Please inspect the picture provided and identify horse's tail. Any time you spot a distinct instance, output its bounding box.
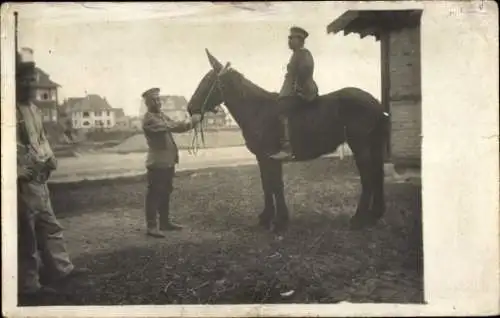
[370,112,390,216]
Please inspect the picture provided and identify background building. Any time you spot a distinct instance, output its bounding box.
[202,105,227,129]
[63,94,122,130]
[113,108,132,131]
[29,61,60,122]
[21,47,70,144]
[140,95,190,122]
[138,95,233,130]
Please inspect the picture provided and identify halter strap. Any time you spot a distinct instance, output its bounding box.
[189,63,230,154]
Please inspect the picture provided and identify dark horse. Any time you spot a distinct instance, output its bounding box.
[187,49,389,232]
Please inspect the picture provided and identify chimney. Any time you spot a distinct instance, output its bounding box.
[20,47,34,63]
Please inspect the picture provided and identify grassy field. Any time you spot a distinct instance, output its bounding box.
[107,129,246,154]
[21,157,422,305]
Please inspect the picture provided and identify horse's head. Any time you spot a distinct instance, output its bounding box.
[187,49,240,116]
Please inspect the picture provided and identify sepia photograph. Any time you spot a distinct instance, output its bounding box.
[1,1,498,317]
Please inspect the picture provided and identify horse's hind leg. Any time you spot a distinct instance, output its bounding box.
[348,140,375,230]
[370,121,386,221]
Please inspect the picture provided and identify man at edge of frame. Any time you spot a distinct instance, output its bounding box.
[16,47,90,298]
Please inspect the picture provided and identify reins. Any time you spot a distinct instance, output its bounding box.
[188,78,216,154]
[189,63,230,155]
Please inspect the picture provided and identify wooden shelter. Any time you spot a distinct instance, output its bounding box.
[328,9,423,169]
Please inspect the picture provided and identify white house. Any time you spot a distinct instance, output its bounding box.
[62,94,120,129]
[139,95,190,121]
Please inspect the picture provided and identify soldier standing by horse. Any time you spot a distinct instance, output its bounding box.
[141,88,202,238]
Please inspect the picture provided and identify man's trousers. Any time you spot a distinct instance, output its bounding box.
[18,181,74,292]
[145,167,175,230]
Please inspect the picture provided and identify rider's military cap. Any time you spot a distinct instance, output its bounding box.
[289,26,309,39]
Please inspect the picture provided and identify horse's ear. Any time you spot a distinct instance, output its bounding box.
[205,48,223,72]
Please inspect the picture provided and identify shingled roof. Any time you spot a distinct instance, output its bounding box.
[327,9,423,40]
[32,67,60,88]
[70,94,113,112]
[113,108,126,118]
[60,97,84,113]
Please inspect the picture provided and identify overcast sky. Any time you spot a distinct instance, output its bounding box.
[15,2,382,116]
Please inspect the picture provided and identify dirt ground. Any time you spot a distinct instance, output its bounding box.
[20,157,423,306]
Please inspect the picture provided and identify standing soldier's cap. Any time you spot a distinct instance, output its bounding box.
[289,26,309,39]
[142,87,160,99]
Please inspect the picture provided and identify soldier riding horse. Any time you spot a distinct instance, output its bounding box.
[187,28,389,233]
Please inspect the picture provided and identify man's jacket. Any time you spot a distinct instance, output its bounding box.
[279,47,319,102]
[17,102,57,184]
[142,111,194,169]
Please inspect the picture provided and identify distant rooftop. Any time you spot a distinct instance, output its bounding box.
[68,94,113,112]
[32,67,60,88]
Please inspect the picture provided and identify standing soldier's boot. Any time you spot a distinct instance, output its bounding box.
[159,193,183,232]
[270,116,294,160]
[145,168,166,238]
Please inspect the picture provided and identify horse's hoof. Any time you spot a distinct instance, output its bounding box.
[349,221,364,231]
[349,215,380,230]
[272,222,288,234]
[349,215,367,231]
[258,217,272,230]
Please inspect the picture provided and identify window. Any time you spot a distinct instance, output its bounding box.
[95,111,102,117]
[42,93,49,100]
[82,121,90,126]
[107,120,111,126]
[83,111,90,117]
[106,110,111,116]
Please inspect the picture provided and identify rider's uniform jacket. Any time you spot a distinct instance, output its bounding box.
[279,47,318,102]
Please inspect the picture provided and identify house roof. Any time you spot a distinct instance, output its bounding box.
[70,94,113,112]
[112,108,126,118]
[32,67,60,88]
[327,9,423,40]
[159,95,188,110]
[60,97,84,114]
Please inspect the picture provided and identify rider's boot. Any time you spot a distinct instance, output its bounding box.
[270,116,295,161]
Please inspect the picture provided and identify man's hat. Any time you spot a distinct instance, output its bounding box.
[289,26,309,39]
[16,48,36,79]
[142,87,160,99]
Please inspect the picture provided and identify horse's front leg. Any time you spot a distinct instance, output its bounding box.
[257,156,276,229]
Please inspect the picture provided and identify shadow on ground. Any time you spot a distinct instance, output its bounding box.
[21,157,423,306]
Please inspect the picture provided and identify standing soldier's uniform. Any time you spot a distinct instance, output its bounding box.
[270,26,319,160]
[16,51,89,297]
[141,88,201,238]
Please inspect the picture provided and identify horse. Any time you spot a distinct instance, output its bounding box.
[187,49,389,233]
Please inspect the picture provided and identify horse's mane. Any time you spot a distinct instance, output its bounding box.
[231,70,279,101]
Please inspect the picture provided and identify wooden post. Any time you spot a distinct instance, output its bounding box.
[380,29,392,163]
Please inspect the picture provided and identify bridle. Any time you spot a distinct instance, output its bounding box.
[189,62,231,154]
